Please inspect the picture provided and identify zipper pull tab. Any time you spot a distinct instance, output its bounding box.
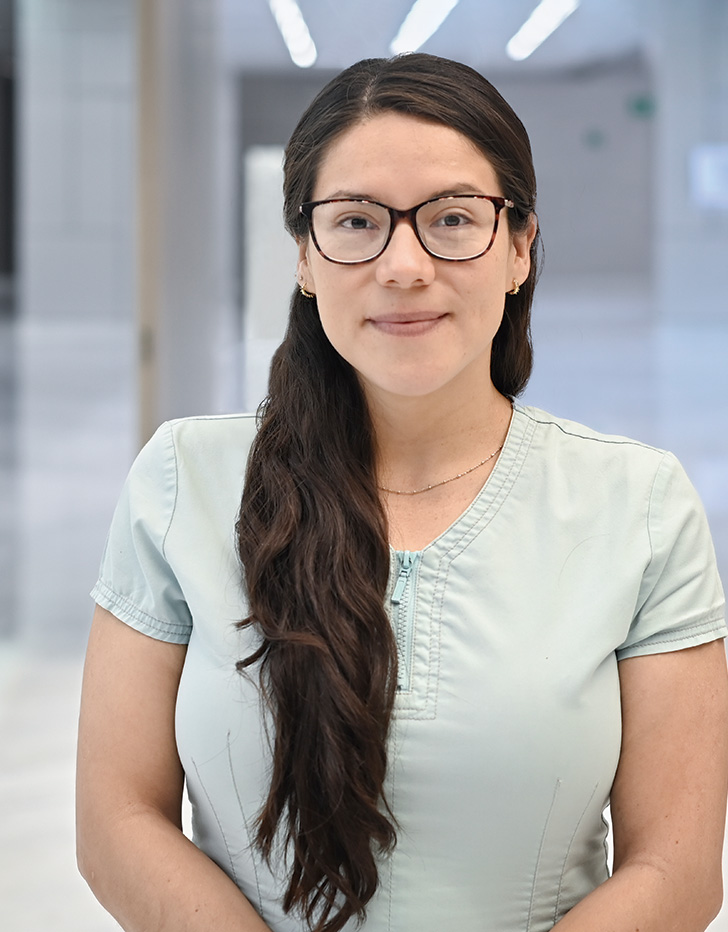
[391,551,414,604]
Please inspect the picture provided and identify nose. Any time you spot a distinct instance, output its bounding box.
[374,216,436,288]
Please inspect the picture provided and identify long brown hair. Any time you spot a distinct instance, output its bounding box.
[236,54,541,931]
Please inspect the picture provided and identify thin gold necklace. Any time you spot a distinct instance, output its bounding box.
[378,443,504,496]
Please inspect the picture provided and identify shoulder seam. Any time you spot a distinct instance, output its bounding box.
[161,421,180,560]
[520,407,665,453]
[167,412,258,426]
[644,450,672,581]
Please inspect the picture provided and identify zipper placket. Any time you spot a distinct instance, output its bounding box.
[391,550,420,692]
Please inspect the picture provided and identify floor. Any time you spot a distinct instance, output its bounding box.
[1,275,727,930]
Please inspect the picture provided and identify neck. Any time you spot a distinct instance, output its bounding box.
[364,377,513,492]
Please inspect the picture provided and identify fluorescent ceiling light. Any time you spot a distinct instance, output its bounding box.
[390,0,461,55]
[268,0,317,68]
[506,0,580,61]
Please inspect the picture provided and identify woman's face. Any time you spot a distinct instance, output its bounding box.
[297,112,535,405]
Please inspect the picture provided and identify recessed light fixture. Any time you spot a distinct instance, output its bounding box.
[506,0,580,61]
[268,0,317,68]
[390,0,461,55]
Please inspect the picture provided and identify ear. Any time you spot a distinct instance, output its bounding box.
[508,214,538,288]
[297,239,314,291]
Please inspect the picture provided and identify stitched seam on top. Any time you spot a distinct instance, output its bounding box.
[620,615,727,649]
[425,552,445,719]
[447,409,535,559]
[410,414,535,719]
[386,720,398,932]
[166,412,258,425]
[161,421,181,560]
[527,778,562,932]
[644,451,669,579]
[520,409,665,454]
[395,409,533,717]
[393,558,424,713]
[90,580,191,637]
[409,403,531,562]
[226,732,264,916]
[622,451,726,655]
[553,782,600,924]
[191,757,239,885]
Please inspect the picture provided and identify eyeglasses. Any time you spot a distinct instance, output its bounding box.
[299,194,514,265]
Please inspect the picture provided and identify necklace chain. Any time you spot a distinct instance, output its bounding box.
[378,443,504,496]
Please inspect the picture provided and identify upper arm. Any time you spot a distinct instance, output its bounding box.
[77,605,188,840]
[611,640,728,896]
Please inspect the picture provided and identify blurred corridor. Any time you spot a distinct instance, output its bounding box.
[1,0,727,929]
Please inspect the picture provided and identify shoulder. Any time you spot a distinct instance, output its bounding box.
[165,412,259,455]
[509,403,700,527]
[124,413,259,522]
[514,403,669,476]
[516,403,664,455]
[143,413,259,479]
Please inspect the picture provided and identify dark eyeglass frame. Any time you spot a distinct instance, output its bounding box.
[299,194,515,265]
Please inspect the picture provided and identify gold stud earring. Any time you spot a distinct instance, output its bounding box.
[299,284,316,299]
[509,279,520,295]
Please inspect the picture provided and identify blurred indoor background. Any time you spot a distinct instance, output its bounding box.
[0,0,726,928]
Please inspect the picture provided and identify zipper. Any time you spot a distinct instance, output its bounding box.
[390,550,420,692]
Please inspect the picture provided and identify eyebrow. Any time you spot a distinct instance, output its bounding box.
[320,183,499,203]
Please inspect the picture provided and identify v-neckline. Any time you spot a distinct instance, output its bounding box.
[388,403,533,559]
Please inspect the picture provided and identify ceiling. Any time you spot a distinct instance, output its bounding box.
[220,0,647,75]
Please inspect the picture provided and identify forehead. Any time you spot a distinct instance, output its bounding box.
[312,112,501,202]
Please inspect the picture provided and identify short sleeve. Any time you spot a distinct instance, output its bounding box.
[91,421,193,643]
[617,451,726,660]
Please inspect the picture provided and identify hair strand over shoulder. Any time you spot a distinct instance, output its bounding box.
[236,52,542,931]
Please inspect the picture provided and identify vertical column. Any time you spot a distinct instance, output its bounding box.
[136,0,161,443]
[16,0,137,651]
[136,0,238,441]
[17,0,136,324]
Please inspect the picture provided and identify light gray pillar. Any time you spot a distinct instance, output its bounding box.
[137,0,239,441]
[16,0,137,651]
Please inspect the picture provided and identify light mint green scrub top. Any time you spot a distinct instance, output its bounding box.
[92,404,726,932]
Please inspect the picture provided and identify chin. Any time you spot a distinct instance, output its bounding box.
[368,376,455,401]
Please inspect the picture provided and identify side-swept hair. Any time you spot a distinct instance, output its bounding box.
[237,54,541,932]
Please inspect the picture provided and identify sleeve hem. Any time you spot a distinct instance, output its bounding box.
[617,609,726,660]
[91,579,192,645]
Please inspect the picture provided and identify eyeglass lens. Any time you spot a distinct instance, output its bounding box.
[310,197,498,262]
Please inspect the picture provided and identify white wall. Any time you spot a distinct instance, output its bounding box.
[498,58,653,282]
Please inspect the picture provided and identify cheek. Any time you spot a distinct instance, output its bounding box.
[314,298,352,357]
[305,256,337,300]
[310,266,365,333]
[462,273,507,315]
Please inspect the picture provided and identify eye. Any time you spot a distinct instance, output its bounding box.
[433,211,472,228]
[314,200,388,237]
[339,214,378,231]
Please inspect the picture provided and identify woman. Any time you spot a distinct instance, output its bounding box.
[77,54,728,932]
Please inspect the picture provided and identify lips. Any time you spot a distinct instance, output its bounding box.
[369,310,445,324]
[367,311,447,336]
